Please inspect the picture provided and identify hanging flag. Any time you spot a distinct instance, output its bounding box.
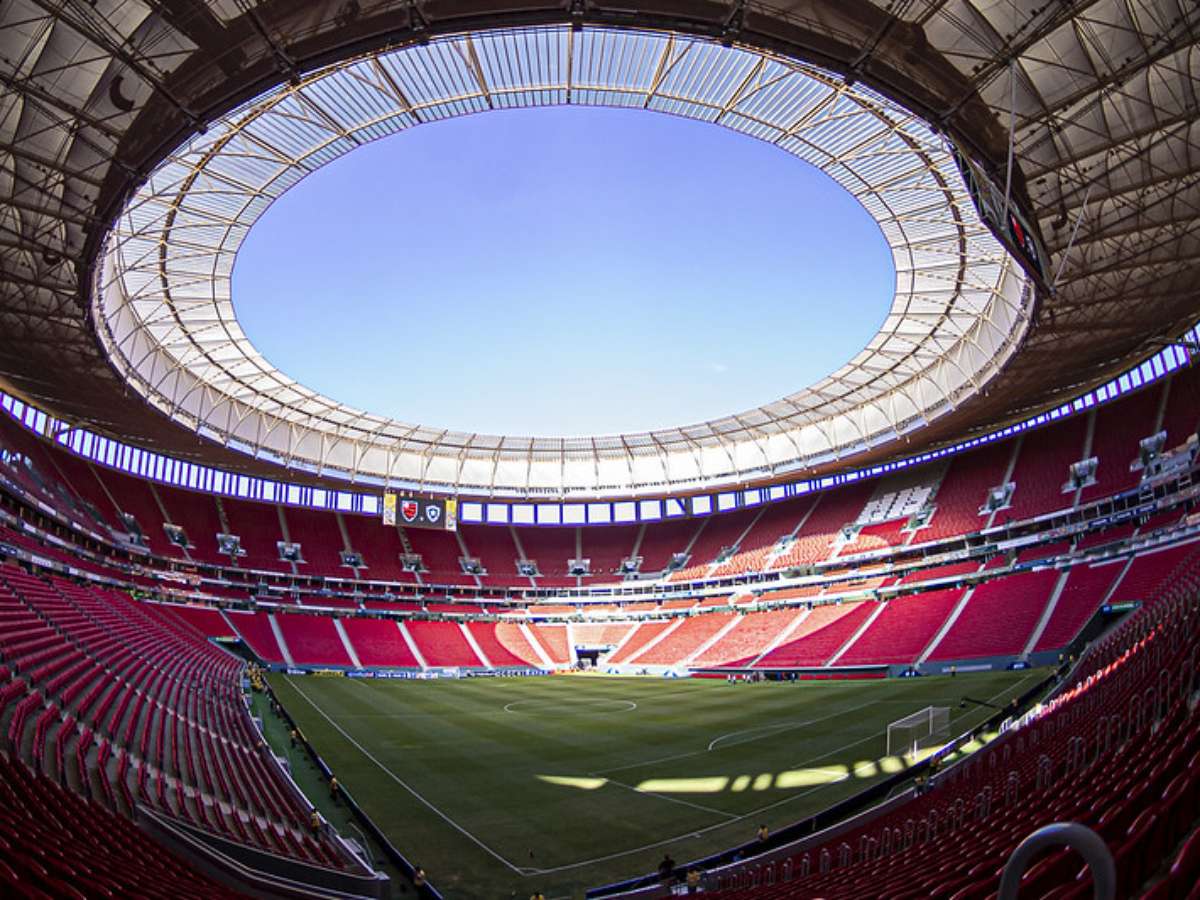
[382,492,396,526]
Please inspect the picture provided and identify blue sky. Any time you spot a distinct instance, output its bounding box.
[232,106,895,437]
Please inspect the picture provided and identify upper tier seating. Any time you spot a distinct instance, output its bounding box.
[710,499,817,577]
[580,525,640,581]
[1005,416,1088,521]
[922,440,1014,541]
[772,482,877,569]
[637,518,704,575]
[280,506,348,576]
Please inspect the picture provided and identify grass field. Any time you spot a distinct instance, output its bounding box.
[270,670,1043,899]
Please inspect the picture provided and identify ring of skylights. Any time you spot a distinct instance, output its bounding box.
[95,25,1032,499]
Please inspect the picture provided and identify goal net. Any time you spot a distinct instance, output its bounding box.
[887,706,951,759]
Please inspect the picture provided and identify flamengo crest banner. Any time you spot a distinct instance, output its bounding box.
[380,493,456,530]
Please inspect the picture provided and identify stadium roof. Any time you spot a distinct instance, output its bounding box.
[1,1,1197,498]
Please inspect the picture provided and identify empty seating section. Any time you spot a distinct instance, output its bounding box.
[670,508,758,580]
[405,621,481,667]
[1006,417,1087,520]
[1080,386,1161,501]
[529,624,571,664]
[493,622,546,665]
[100,469,175,555]
[636,518,703,574]
[607,621,671,664]
[837,590,963,665]
[225,611,286,663]
[1032,561,1124,652]
[274,615,352,666]
[711,573,1200,900]
[712,499,815,576]
[403,527,475,587]
[36,450,120,534]
[221,498,288,573]
[636,614,734,664]
[466,623,537,667]
[923,440,1013,540]
[928,568,1060,660]
[772,482,876,568]
[158,489,226,566]
[1161,372,1200,447]
[0,568,353,871]
[1077,523,1136,549]
[572,623,634,647]
[514,526,575,579]
[280,507,347,575]
[839,520,906,556]
[160,605,236,640]
[899,560,978,584]
[462,526,522,585]
[755,602,875,667]
[1108,540,1200,605]
[0,750,238,899]
[580,525,639,580]
[340,515,410,581]
[693,609,801,666]
[340,618,418,667]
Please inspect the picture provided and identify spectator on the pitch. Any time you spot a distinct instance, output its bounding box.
[413,866,427,889]
[290,728,300,748]
[658,853,676,883]
[329,775,340,803]
[757,823,770,843]
[530,892,545,900]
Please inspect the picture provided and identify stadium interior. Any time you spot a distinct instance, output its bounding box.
[2,1,1199,899]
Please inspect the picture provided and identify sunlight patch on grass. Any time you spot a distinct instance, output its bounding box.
[774,766,847,789]
[637,776,730,794]
[537,775,608,790]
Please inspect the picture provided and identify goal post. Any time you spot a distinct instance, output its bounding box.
[887,706,951,759]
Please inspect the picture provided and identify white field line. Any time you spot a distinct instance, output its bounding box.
[601,776,741,820]
[285,678,527,875]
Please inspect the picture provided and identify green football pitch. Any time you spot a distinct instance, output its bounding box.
[269,670,1043,899]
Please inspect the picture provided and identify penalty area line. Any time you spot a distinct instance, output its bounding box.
[284,678,527,875]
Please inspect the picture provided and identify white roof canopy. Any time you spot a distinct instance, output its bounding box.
[95,26,1030,497]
